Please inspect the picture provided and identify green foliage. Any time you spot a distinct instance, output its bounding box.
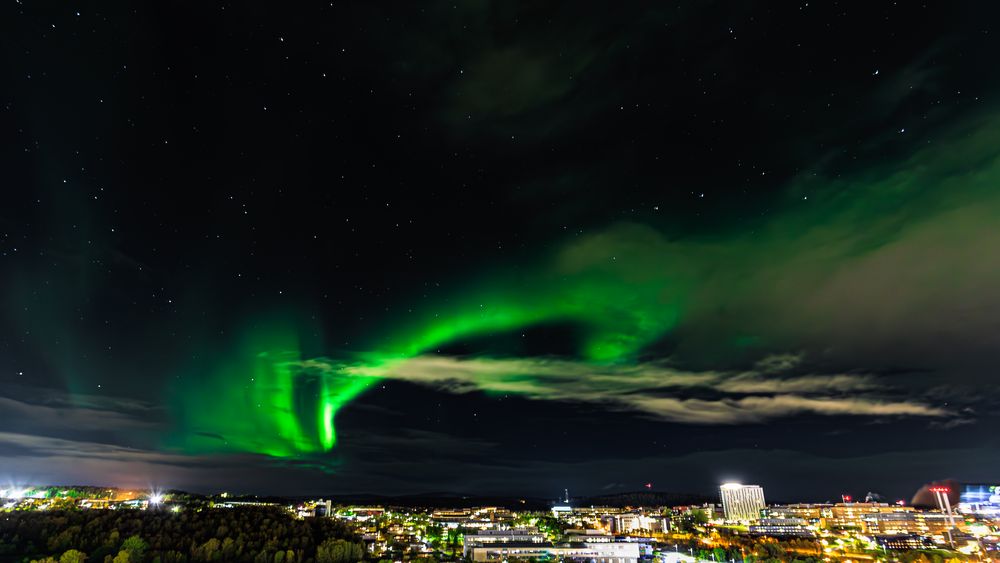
[532,515,569,543]
[0,507,356,562]
[691,509,709,524]
[59,550,87,563]
[121,535,148,560]
[315,538,364,563]
[675,509,709,533]
[194,537,221,560]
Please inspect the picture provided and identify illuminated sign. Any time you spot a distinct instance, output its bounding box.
[959,484,1000,515]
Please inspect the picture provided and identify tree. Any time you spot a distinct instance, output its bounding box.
[112,551,131,563]
[692,509,710,525]
[196,538,221,561]
[0,505,360,562]
[221,537,236,558]
[107,531,121,550]
[121,535,147,561]
[60,550,88,563]
[316,539,363,563]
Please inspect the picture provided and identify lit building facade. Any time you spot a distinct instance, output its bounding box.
[820,503,914,531]
[603,514,666,534]
[861,511,955,537]
[748,518,815,538]
[874,534,933,551]
[959,484,1000,515]
[719,483,766,522]
[463,529,546,557]
[765,503,832,524]
[467,541,640,563]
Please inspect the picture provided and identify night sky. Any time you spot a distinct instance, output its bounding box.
[2,1,999,501]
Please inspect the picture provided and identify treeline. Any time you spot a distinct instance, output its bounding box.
[0,507,364,563]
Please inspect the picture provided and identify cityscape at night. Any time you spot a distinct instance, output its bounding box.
[3,481,1000,562]
[3,0,1000,562]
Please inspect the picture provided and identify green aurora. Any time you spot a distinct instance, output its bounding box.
[167,108,1000,459]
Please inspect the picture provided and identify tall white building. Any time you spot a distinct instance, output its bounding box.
[720,483,766,522]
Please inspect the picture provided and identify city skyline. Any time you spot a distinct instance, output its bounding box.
[3,478,995,560]
[3,2,1000,500]
[4,480,991,563]
[0,478,985,511]
[0,477,963,508]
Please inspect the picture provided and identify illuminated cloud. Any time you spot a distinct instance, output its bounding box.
[627,394,948,424]
[336,354,948,424]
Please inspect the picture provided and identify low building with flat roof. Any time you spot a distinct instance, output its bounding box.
[467,541,640,563]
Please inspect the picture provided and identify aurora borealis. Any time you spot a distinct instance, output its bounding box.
[175,106,1000,457]
[4,2,1000,498]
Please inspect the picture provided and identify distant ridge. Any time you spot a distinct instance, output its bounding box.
[576,491,714,507]
[311,490,714,510]
[318,492,551,510]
